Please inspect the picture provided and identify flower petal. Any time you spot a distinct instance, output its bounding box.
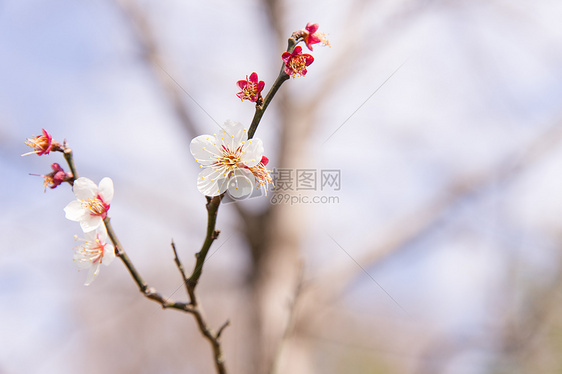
[102,243,115,265]
[190,135,222,166]
[240,138,264,167]
[79,215,103,233]
[73,177,97,200]
[306,22,319,34]
[237,80,248,90]
[84,231,99,241]
[84,263,101,286]
[220,120,248,146]
[227,169,255,199]
[98,177,114,203]
[64,200,86,222]
[197,167,229,196]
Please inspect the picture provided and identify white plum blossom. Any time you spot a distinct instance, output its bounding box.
[190,120,272,197]
[74,228,115,286]
[64,177,113,233]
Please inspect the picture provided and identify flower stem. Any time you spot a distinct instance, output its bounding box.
[104,217,149,291]
[183,194,229,374]
[247,35,300,139]
[248,73,289,140]
[62,146,79,184]
[187,195,222,290]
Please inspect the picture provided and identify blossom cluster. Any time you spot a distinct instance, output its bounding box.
[235,22,329,102]
[193,23,329,200]
[65,177,115,285]
[24,23,329,284]
[23,129,115,285]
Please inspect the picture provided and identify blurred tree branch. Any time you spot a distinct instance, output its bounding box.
[491,235,562,373]
[342,119,562,291]
[114,0,200,138]
[280,119,562,372]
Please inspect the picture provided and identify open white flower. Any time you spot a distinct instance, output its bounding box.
[64,177,113,233]
[74,227,115,286]
[190,120,266,196]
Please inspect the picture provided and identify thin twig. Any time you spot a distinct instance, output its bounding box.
[104,217,195,313]
[187,291,228,374]
[217,320,231,339]
[171,240,190,298]
[172,234,229,374]
[61,143,78,184]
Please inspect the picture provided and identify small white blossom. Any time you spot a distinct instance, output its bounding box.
[64,177,113,233]
[74,228,115,286]
[190,120,267,197]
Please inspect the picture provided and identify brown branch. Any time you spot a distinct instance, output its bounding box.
[177,194,228,374]
[61,142,78,184]
[104,196,229,374]
[248,71,290,139]
[58,136,229,373]
[186,195,222,289]
[104,217,195,313]
[217,320,231,339]
[57,131,197,316]
[247,34,300,139]
[186,290,229,374]
[171,239,190,298]
[106,217,229,374]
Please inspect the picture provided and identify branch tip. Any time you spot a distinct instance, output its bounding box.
[217,320,230,339]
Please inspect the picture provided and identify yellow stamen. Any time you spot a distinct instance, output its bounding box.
[25,136,49,151]
[81,198,106,215]
[289,56,308,77]
[249,162,273,195]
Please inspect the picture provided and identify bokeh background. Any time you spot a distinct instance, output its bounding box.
[2,0,562,373]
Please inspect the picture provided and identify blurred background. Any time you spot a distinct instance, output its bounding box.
[2,0,562,373]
